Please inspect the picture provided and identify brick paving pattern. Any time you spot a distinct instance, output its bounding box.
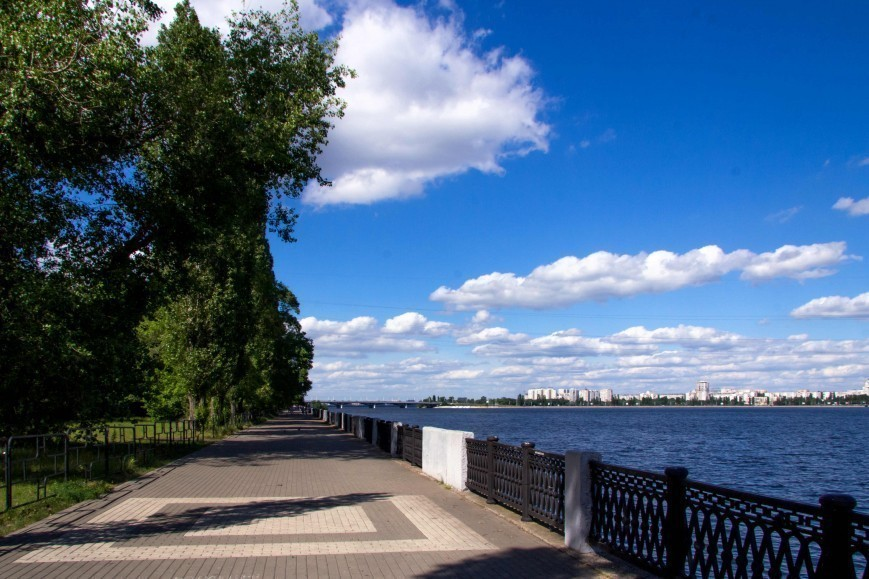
[0,414,647,578]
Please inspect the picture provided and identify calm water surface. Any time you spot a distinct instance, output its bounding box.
[331,406,869,512]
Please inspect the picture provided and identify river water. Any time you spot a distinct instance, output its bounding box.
[329,405,869,512]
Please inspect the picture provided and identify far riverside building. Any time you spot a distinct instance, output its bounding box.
[525,378,868,405]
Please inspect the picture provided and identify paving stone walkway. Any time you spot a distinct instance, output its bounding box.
[0,414,648,578]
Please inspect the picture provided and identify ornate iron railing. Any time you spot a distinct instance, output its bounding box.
[465,437,565,532]
[466,438,488,496]
[589,461,669,573]
[375,420,392,453]
[493,441,524,511]
[401,425,422,467]
[363,417,374,443]
[853,514,869,578]
[318,410,865,577]
[529,448,566,531]
[590,461,867,578]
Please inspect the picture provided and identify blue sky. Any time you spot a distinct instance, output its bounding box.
[150,1,868,399]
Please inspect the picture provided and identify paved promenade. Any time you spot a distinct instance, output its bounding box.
[0,414,647,578]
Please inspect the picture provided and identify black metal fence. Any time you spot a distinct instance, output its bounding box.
[318,410,418,466]
[314,408,866,578]
[376,420,393,453]
[589,461,868,579]
[363,417,374,443]
[4,421,200,511]
[466,436,565,532]
[401,425,423,468]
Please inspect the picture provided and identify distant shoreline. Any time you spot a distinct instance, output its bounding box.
[430,404,865,410]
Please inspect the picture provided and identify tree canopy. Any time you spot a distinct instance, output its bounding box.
[0,0,347,434]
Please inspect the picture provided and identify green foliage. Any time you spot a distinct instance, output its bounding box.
[0,0,156,434]
[0,479,113,537]
[1,1,343,434]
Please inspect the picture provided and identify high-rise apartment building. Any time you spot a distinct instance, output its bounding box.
[695,381,710,402]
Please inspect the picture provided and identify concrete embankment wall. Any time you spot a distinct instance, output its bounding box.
[421,426,473,491]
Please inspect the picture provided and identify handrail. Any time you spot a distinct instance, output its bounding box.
[318,408,866,578]
[589,460,867,578]
[465,437,565,532]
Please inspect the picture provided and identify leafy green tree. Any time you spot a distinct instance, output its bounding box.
[1,0,160,433]
[1,1,347,434]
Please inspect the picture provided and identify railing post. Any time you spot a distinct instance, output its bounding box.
[664,466,689,578]
[104,428,110,477]
[63,435,69,482]
[391,422,400,456]
[564,451,602,553]
[486,436,499,503]
[817,494,856,579]
[521,442,535,522]
[5,437,12,510]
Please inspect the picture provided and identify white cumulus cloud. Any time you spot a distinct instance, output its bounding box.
[383,312,451,335]
[303,0,549,206]
[470,329,654,359]
[456,327,527,345]
[791,292,869,319]
[437,369,484,380]
[610,325,746,350]
[833,196,869,217]
[301,312,450,357]
[431,243,853,310]
[739,242,852,281]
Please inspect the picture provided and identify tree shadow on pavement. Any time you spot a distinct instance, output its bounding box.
[183,418,400,466]
[0,492,391,553]
[419,546,655,579]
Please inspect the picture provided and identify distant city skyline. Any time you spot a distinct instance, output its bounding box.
[156,1,869,399]
[524,378,869,405]
[317,377,869,404]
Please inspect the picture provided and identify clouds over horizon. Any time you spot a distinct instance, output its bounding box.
[791,292,869,319]
[430,242,856,310]
[303,0,549,206]
[306,312,869,399]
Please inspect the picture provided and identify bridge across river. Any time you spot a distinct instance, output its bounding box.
[326,400,441,408]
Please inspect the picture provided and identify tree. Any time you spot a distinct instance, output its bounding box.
[0,1,347,433]
[131,2,333,425]
[1,0,161,433]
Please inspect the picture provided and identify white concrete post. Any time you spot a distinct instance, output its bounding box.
[564,450,601,553]
[421,427,473,491]
[391,422,401,456]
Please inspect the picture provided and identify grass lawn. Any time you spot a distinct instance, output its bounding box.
[0,440,214,537]
[1,416,265,537]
